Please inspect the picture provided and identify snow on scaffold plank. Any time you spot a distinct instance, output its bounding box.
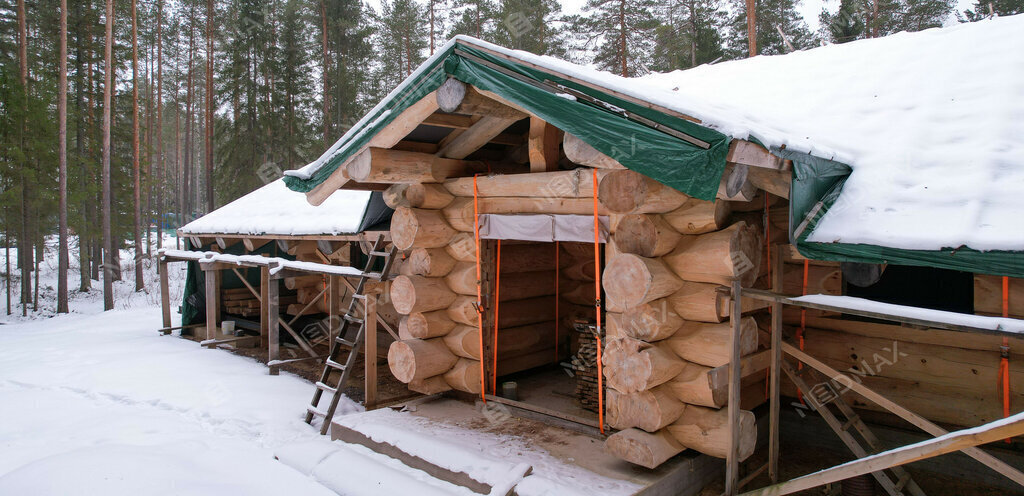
[157,249,364,278]
[792,294,1024,335]
[179,179,371,236]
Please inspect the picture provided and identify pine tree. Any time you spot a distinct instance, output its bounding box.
[726,0,816,57]
[574,0,661,76]
[961,0,1024,20]
[651,0,726,71]
[57,0,69,311]
[374,0,429,94]
[275,0,316,169]
[323,0,375,139]
[819,0,865,43]
[492,0,567,56]
[101,0,114,310]
[448,0,496,39]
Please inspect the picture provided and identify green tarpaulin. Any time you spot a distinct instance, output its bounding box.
[283,41,730,201]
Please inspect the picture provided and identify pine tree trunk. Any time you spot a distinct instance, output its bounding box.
[102,0,115,310]
[75,0,91,293]
[205,0,214,213]
[17,0,30,316]
[320,0,330,148]
[132,0,144,292]
[57,0,69,312]
[156,0,164,250]
[183,14,195,223]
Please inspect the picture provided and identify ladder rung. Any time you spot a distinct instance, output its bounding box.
[336,338,355,347]
[351,294,367,300]
[325,359,346,370]
[365,272,382,280]
[306,405,327,417]
[369,251,389,257]
[840,415,860,432]
[343,314,363,324]
[315,381,337,394]
[894,473,912,490]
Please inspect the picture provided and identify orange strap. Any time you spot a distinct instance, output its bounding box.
[473,175,486,401]
[1001,277,1011,426]
[592,169,605,434]
[555,241,560,361]
[796,259,809,404]
[764,194,771,400]
[491,240,501,394]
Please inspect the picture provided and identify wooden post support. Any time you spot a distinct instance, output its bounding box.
[725,280,744,495]
[769,246,784,483]
[268,277,280,375]
[260,266,269,349]
[204,268,218,346]
[329,275,339,341]
[159,260,171,329]
[364,282,381,410]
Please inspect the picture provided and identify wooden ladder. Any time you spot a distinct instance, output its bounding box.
[781,360,927,496]
[304,234,397,435]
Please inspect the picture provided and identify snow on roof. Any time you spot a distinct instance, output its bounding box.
[288,16,1024,252]
[179,179,371,236]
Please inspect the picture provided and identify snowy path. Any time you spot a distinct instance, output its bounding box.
[0,307,353,495]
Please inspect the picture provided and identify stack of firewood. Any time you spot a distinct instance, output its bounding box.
[223,288,260,317]
[569,322,603,412]
[284,275,329,316]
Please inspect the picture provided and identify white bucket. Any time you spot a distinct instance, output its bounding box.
[221,320,236,334]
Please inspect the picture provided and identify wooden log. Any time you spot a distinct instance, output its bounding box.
[390,275,458,315]
[560,281,595,306]
[664,317,758,368]
[747,165,791,199]
[726,139,786,170]
[598,169,689,214]
[444,169,611,198]
[561,259,595,282]
[604,428,685,469]
[603,254,683,310]
[406,183,455,209]
[391,207,458,250]
[603,337,686,393]
[242,238,270,252]
[620,300,684,342]
[445,263,556,299]
[663,221,761,286]
[606,387,686,432]
[442,197,609,232]
[663,198,732,235]
[664,281,727,323]
[436,79,524,120]
[446,295,556,327]
[407,375,452,395]
[387,338,458,383]
[442,322,554,360]
[347,147,469,184]
[405,310,457,339]
[407,247,457,277]
[383,183,410,209]
[445,232,477,262]
[560,241,595,258]
[444,358,482,394]
[613,214,682,258]
[563,133,627,170]
[663,362,721,408]
[716,163,756,202]
[667,405,756,460]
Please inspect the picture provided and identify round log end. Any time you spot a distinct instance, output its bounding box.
[346,148,373,183]
[614,214,682,258]
[387,340,417,383]
[604,254,681,309]
[390,275,418,314]
[599,170,649,213]
[437,78,468,113]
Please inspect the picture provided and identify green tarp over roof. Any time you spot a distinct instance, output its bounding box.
[283,41,730,201]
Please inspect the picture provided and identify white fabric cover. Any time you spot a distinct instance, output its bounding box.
[478,214,608,243]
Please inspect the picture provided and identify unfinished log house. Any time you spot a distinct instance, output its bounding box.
[279,21,1024,495]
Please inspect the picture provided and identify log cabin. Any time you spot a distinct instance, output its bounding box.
[272,17,1024,495]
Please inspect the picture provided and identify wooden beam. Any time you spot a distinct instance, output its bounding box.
[528,116,562,172]
[159,261,172,329]
[205,269,218,345]
[267,277,281,375]
[260,266,269,350]
[784,342,1024,486]
[726,140,787,171]
[438,115,522,159]
[392,140,439,154]
[365,282,381,410]
[436,79,524,120]
[305,90,441,206]
[243,238,269,252]
[741,412,1024,496]
[563,133,627,169]
[422,112,475,129]
[769,246,784,483]
[748,166,791,199]
[348,147,473,183]
[725,281,744,495]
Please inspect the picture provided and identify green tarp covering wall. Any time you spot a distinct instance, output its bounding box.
[783,149,1024,278]
[283,41,730,201]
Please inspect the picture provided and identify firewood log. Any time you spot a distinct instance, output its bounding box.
[663,198,732,235]
[391,207,457,251]
[407,247,457,277]
[604,428,685,469]
[603,254,683,310]
[664,317,758,368]
[606,387,686,432]
[444,358,482,394]
[667,405,756,460]
[620,300,684,342]
[404,310,457,339]
[598,169,689,214]
[387,338,458,383]
[563,133,627,170]
[613,214,682,258]
[390,275,457,314]
[603,337,685,393]
[662,221,761,286]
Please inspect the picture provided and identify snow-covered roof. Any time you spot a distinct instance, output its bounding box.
[287,16,1024,253]
[179,179,372,236]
